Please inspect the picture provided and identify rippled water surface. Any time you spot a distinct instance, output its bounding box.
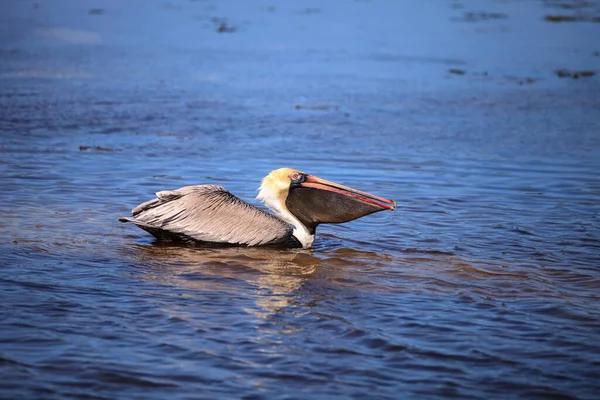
[2,0,600,398]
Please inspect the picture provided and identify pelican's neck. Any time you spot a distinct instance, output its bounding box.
[257,186,314,249]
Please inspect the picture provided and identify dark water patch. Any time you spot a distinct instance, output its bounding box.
[295,103,340,111]
[448,68,466,75]
[446,69,539,85]
[545,14,600,22]
[79,145,121,152]
[555,69,596,78]
[455,11,509,22]
[215,21,237,33]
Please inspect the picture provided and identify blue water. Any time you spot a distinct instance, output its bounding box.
[1,0,600,398]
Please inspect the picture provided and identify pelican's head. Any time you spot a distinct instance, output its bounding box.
[257,168,395,248]
[257,168,299,213]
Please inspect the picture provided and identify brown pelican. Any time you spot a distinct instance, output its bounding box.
[119,168,395,248]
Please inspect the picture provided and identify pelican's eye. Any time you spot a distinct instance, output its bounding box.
[290,172,305,184]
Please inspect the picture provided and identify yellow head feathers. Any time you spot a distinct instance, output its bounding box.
[256,168,303,212]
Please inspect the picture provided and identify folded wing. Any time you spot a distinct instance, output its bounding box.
[119,185,295,246]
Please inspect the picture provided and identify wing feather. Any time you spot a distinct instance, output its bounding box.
[121,185,294,246]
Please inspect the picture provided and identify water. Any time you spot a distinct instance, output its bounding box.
[1,0,600,398]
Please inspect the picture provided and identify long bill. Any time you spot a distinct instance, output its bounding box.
[301,174,396,211]
[285,174,396,232]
